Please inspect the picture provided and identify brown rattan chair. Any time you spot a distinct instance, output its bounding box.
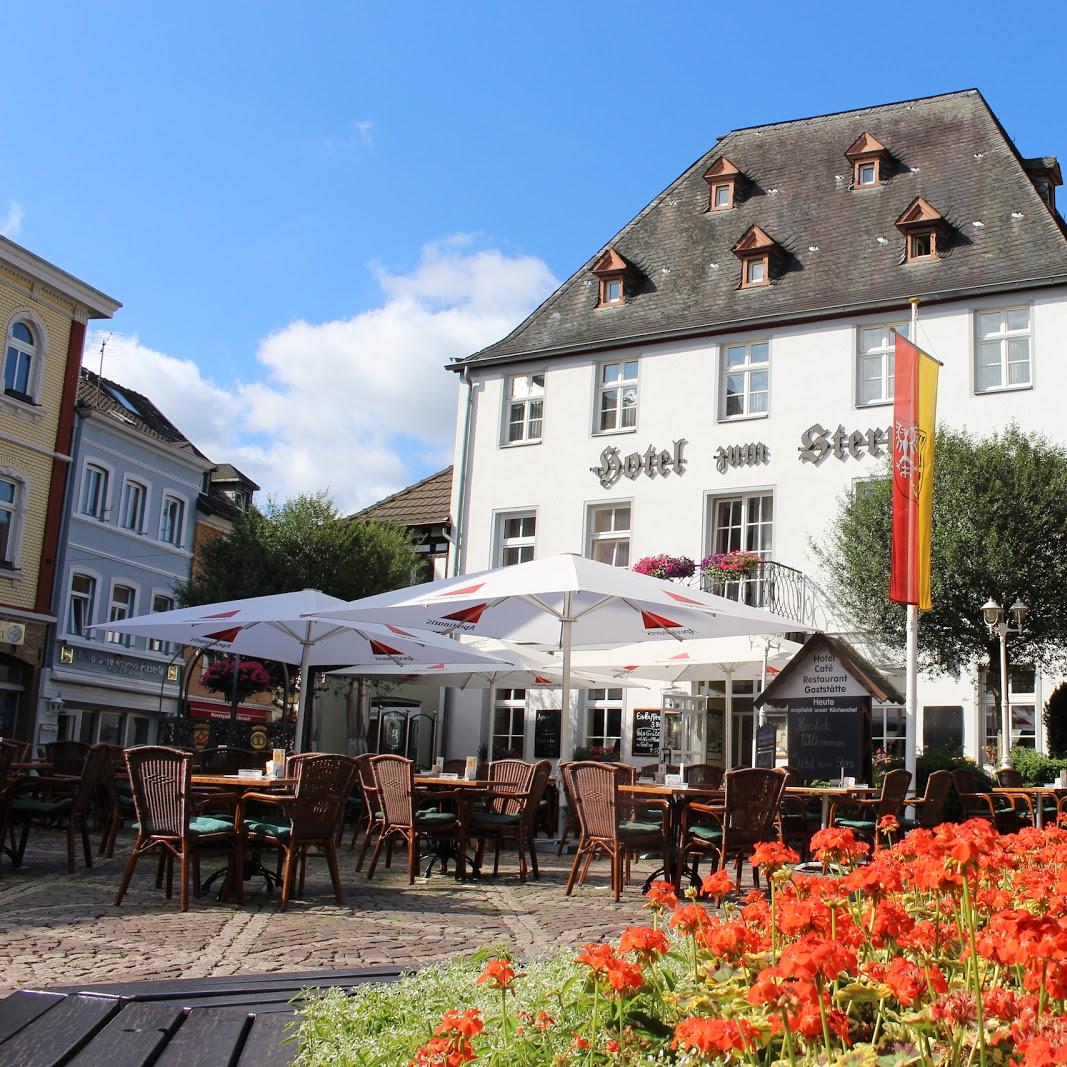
[470,759,551,880]
[677,767,787,892]
[0,744,15,871]
[352,753,387,869]
[829,768,912,849]
[366,754,463,885]
[238,753,357,910]
[563,761,669,902]
[115,746,242,911]
[900,769,953,831]
[993,767,1055,824]
[777,765,818,859]
[44,740,89,776]
[951,767,1025,833]
[684,764,724,790]
[556,760,579,855]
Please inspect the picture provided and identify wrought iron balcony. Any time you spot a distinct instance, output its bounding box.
[700,559,820,630]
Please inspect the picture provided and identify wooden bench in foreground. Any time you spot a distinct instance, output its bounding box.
[0,965,403,1066]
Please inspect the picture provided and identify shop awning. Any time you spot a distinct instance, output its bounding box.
[187,700,274,723]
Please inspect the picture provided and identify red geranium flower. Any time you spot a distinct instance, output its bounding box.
[644,880,678,911]
[474,958,519,990]
[618,925,669,959]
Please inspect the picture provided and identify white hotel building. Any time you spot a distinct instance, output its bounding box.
[442,90,1067,772]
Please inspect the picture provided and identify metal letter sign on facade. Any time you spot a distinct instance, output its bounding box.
[715,442,769,474]
[590,439,688,489]
[798,423,890,465]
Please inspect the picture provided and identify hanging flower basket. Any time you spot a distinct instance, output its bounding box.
[632,555,695,581]
[700,549,763,584]
[201,656,272,704]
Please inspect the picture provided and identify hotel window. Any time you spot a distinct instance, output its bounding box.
[119,479,147,532]
[67,573,96,637]
[712,183,732,209]
[983,666,1037,755]
[4,319,38,404]
[492,688,526,759]
[872,704,906,762]
[596,360,638,433]
[857,323,909,406]
[82,464,109,519]
[586,503,631,567]
[505,373,545,444]
[0,477,21,566]
[107,584,136,645]
[584,688,623,755]
[721,341,769,419]
[975,307,1031,393]
[497,512,535,566]
[710,493,773,557]
[159,495,185,546]
[148,593,175,654]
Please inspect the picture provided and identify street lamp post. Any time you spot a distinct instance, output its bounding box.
[982,597,1028,768]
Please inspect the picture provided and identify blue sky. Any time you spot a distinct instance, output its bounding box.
[4,2,1066,509]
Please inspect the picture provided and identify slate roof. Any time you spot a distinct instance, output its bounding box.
[211,462,261,492]
[461,90,1067,368]
[354,466,453,527]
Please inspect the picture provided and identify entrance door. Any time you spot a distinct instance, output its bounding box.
[729,680,758,768]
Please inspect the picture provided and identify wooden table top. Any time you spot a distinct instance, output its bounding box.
[786,786,880,796]
[190,774,297,789]
[622,783,723,798]
[415,776,489,789]
[994,785,1067,795]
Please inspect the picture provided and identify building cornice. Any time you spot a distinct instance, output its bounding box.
[78,407,215,475]
[0,237,120,319]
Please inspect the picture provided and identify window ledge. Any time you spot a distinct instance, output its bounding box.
[0,392,44,422]
[0,564,23,583]
[592,426,638,438]
[718,412,769,424]
[975,383,1033,397]
[500,438,543,449]
[856,399,893,410]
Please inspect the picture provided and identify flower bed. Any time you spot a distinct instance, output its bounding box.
[296,821,1067,1065]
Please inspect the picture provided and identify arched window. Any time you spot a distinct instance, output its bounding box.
[4,320,37,402]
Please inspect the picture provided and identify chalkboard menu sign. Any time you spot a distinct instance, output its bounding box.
[533,708,561,759]
[786,696,871,782]
[631,708,662,757]
[755,722,776,769]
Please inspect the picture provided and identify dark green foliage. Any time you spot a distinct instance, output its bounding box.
[1045,683,1067,758]
[820,424,1067,676]
[180,491,420,610]
[873,744,993,822]
[1009,744,1067,786]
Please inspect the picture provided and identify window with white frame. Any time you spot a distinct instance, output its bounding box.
[148,593,176,653]
[159,495,185,546]
[81,464,109,520]
[709,492,773,556]
[119,479,147,532]
[721,341,769,419]
[975,307,1031,393]
[0,477,21,566]
[497,512,535,566]
[584,688,623,755]
[981,665,1038,756]
[67,573,96,637]
[872,704,905,762]
[856,322,909,406]
[492,688,526,759]
[106,584,136,645]
[596,360,639,433]
[505,373,545,444]
[586,503,631,566]
[4,320,38,403]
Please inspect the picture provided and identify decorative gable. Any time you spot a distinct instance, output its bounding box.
[731,225,782,288]
[895,197,950,261]
[591,247,630,307]
[845,132,892,188]
[703,156,745,210]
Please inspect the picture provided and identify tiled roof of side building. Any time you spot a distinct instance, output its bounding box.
[458,90,1067,368]
[211,462,261,492]
[353,466,453,527]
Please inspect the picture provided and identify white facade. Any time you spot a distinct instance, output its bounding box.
[445,287,1067,768]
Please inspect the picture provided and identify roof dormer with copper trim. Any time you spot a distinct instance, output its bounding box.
[845,132,892,189]
[895,197,950,261]
[703,157,746,211]
[591,247,631,307]
[731,225,783,288]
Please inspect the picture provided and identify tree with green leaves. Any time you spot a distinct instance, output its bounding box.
[819,423,1067,682]
[180,490,420,608]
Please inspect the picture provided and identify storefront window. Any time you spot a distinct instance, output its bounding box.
[584,688,622,755]
[872,704,905,762]
[492,688,526,759]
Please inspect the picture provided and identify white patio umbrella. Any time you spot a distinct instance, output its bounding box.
[91,589,508,751]
[309,555,801,762]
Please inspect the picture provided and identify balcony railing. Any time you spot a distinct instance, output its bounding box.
[700,559,820,630]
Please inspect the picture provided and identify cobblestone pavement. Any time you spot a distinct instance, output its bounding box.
[0,828,672,996]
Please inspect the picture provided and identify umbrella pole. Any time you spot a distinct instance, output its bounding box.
[558,591,574,838]
[293,635,313,754]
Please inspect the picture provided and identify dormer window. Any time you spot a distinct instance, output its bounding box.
[703,157,744,211]
[732,225,782,289]
[845,132,891,190]
[895,197,950,263]
[591,248,630,308]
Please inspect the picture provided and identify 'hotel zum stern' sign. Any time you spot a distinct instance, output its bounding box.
[755,633,904,784]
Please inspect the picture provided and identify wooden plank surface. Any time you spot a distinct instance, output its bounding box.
[152,1007,251,1067]
[0,994,120,1066]
[190,776,296,790]
[65,1001,186,1067]
[0,990,65,1043]
[236,1012,298,1066]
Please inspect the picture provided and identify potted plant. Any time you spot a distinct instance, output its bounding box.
[632,555,695,581]
[700,549,763,585]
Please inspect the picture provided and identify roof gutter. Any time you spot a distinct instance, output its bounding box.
[447,272,1067,372]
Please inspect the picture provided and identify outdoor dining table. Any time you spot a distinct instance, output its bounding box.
[414,776,491,879]
[784,786,880,830]
[992,786,1067,828]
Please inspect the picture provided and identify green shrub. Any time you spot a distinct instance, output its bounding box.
[1009,745,1067,785]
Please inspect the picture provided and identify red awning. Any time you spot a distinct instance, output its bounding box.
[187,700,274,724]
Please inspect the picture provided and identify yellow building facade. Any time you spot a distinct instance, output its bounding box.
[0,238,119,741]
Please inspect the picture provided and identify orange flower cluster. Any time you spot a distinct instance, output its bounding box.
[409,1008,483,1067]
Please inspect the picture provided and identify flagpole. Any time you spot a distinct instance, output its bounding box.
[904,296,921,791]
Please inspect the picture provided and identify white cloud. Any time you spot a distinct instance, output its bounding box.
[1,201,24,238]
[86,238,556,513]
[324,119,375,154]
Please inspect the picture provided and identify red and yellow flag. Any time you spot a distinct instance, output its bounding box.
[890,333,939,611]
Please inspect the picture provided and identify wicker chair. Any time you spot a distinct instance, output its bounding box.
[0,744,15,871]
[44,740,89,776]
[237,753,357,910]
[366,754,463,885]
[900,770,953,832]
[951,767,1025,833]
[828,768,912,849]
[677,767,787,892]
[684,764,724,790]
[352,754,387,870]
[563,761,669,902]
[777,765,819,859]
[556,761,579,855]
[192,747,264,776]
[993,767,1055,825]
[470,759,551,880]
[115,746,241,911]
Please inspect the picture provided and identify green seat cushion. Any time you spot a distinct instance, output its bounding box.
[473,811,521,826]
[242,817,289,839]
[12,796,72,816]
[834,818,876,831]
[191,815,235,835]
[118,794,135,809]
[899,818,920,831]
[620,819,662,835]
[689,825,723,842]
[416,811,457,828]
[346,795,362,809]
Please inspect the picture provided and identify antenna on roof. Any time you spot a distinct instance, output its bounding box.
[97,332,111,379]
